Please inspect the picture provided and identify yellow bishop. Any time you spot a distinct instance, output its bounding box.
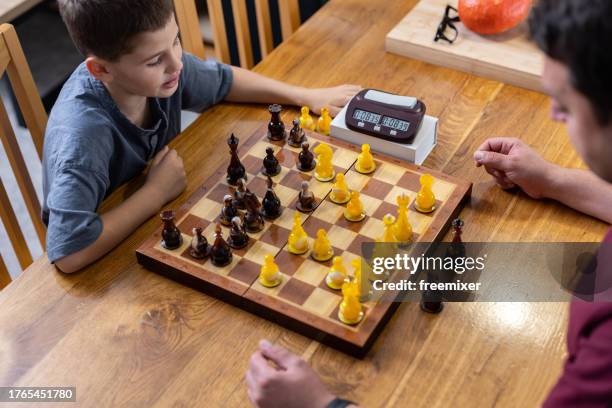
[355,144,376,174]
[316,107,332,135]
[338,280,363,325]
[393,193,413,243]
[313,142,335,182]
[344,191,366,222]
[312,229,334,262]
[299,106,316,131]
[288,212,310,254]
[259,254,283,287]
[415,174,436,213]
[329,173,350,204]
[326,256,347,289]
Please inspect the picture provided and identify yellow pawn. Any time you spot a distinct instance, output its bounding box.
[330,173,350,204]
[338,280,363,325]
[259,254,283,287]
[326,256,347,290]
[312,229,334,262]
[355,144,376,174]
[415,174,436,213]
[299,106,316,131]
[378,214,398,243]
[313,143,335,182]
[316,107,332,135]
[288,212,310,254]
[393,193,413,243]
[344,191,365,222]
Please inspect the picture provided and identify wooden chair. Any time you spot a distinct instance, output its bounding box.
[0,24,48,289]
[174,0,301,69]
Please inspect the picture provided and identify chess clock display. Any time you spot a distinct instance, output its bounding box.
[345,89,426,144]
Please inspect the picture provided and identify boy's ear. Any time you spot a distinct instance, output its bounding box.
[85,57,113,82]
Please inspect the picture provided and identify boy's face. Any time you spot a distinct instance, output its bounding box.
[92,15,183,99]
[542,56,612,182]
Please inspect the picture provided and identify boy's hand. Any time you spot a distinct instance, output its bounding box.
[473,137,559,199]
[145,146,187,205]
[302,84,362,117]
[246,340,336,408]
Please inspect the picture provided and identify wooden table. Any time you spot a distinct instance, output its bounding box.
[0,0,608,406]
[0,0,44,23]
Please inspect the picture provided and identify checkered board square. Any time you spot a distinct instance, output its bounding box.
[136,125,471,357]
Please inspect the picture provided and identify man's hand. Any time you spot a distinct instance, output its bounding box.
[473,137,559,199]
[246,340,336,408]
[301,85,362,117]
[145,146,187,205]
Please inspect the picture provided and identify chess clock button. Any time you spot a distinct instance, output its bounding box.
[390,130,397,136]
[358,121,365,127]
[374,125,381,132]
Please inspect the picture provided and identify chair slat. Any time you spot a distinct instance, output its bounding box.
[255,0,274,58]
[231,0,254,69]
[206,0,231,64]
[0,180,32,271]
[0,255,11,290]
[174,0,206,59]
[279,0,301,41]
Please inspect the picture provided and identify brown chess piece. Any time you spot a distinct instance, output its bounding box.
[263,147,281,177]
[244,190,265,233]
[288,118,306,148]
[232,178,247,210]
[189,227,211,259]
[227,216,249,249]
[160,210,182,250]
[226,133,247,185]
[220,194,239,226]
[267,104,286,141]
[296,181,317,212]
[210,223,233,267]
[261,176,282,219]
[297,142,316,172]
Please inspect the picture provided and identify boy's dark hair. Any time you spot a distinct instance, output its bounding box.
[530,0,612,125]
[58,0,175,61]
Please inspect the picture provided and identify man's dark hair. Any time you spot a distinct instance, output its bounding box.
[58,0,175,61]
[530,0,612,125]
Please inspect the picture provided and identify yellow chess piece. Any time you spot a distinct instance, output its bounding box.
[393,193,413,243]
[355,144,376,174]
[316,107,332,135]
[312,229,334,262]
[259,254,283,287]
[378,214,398,243]
[326,256,347,289]
[344,191,366,222]
[330,173,350,204]
[415,174,436,213]
[288,212,310,254]
[338,280,363,325]
[313,143,335,182]
[299,106,316,131]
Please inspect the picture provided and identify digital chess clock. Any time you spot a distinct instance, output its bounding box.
[345,89,426,144]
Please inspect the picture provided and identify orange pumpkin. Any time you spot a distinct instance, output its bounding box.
[458,0,533,35]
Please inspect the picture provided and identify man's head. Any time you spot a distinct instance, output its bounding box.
[530,0,612,181]
[59,0,183,98]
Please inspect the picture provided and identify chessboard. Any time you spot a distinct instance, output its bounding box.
[136,123,472,357]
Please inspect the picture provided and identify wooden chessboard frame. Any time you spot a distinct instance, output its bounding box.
[136,125,472,357]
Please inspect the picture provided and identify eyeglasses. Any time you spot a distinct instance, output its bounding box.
[434,5,461,44]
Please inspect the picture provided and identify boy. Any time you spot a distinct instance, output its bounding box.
[45,0,360,273]
[246,0,612,406]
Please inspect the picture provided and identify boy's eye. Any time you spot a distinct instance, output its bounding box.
[147,57,162,67]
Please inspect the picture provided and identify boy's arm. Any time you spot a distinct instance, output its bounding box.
[55,147,186,273]
[225,66,361,116]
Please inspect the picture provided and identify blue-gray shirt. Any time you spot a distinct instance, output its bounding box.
[42,53,233,262]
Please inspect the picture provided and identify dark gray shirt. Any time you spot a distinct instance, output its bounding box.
[42,53,233,262]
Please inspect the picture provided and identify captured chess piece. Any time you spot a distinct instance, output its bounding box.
[262,147,281,177]
[232,178,247,210]
[316,107,332,136]
[160,210,182,250]
[261,176,282,220]
[226,133,247,185]
[267,104,286,141]
[288,212,310,254]
[344,191,366,222]
[220,194,239,226]
[393,193,413,244]
[297,142,316,172]
[448,218,466,259]
[244,190,265,233]
[296,181,317,213]
[338,280,364,325]
[415,173,436,213]
[210,223,233,267]
[313,142,335,182]
[420,271,444,314]
[311,229,334,262]
[288,118,306,148]
[189,227,211,259]
[259,254,283,288]
[326,256,347,289]
[355,144,376,174]
[227,216,249,249]
[299,106,316,131]
[330,173,350,204]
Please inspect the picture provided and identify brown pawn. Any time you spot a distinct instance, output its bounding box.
[288,119,306,148]
[226,133,247,186]
[244,190,265,233]
[210,223,233,267]
[220,194,239,226]
[261,176,282,219]
[227,216,249,249]
[297,142,316,172]
[160,210,182,250]
[232,178,247,210]
[189,227,211,259]
[267,104,286,141]
[263,147,281,177]
[296,181,317,212]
